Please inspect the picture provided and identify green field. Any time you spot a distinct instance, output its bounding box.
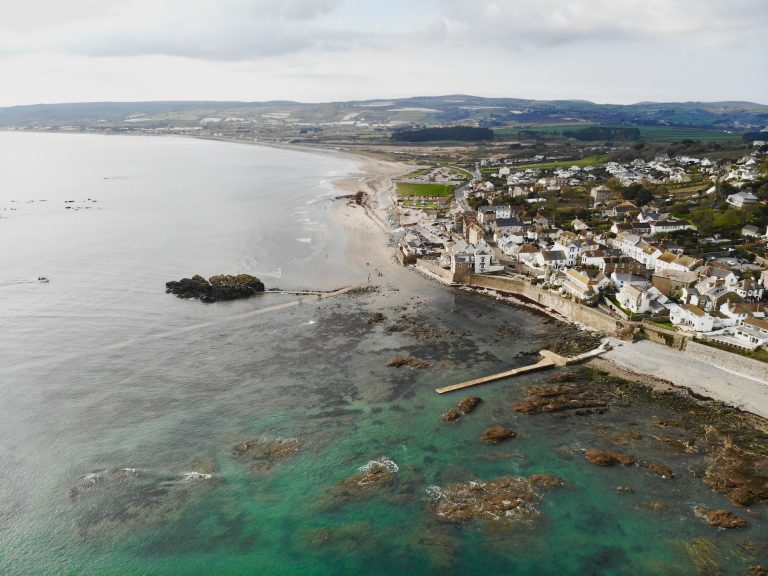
[396,182,456,197]
[508,154,609,170]
[494,125,743,142]
[634,126,743,142]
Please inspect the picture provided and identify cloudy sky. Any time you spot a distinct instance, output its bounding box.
[1,0,766,106]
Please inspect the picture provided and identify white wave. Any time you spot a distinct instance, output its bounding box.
[358,456,398,474]
[182,471,213,481]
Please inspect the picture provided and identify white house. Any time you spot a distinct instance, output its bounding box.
[654,253,701,274]
[734,278,764,301]
[719,301,767,323]
[726,191,759,208]
[552,240,583,267]
[561,268,608,302]
[734,317,768,349]
[670,304,723,333]
[450,240,503,274]
[610,272,648,290]
[616,284,652,314]
[650,220,694,235]
[572,218,590,232]
[534,250,568,270]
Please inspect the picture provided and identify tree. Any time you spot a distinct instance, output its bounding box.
[690,208,715,233]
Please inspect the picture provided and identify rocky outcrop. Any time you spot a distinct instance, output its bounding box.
[584,449,636,467]
[427,474,565,523]
[385,316,466,341]
[166,274,264,303]
[694,507,748,529]
[457,397,481,414]
[480,427,517,444]
[367,313,385,325]
[703,446,768,506]
[513,382,609,415]
[646,462,675,479]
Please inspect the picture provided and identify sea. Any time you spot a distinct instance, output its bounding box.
[0,132,765,575]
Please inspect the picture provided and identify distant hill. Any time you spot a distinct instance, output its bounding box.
[0,95,766,132]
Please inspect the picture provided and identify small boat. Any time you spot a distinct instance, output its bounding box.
[37,277,49,283]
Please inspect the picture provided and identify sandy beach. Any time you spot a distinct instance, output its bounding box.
[331,156,418,283]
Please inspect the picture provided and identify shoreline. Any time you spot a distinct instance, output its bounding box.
[12,129,766,420]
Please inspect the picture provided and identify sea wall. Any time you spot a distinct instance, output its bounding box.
[685,341,768,385]
[468,274,620,333]
[641,323,689,350]
[415,259,458,283]
[396,246,417,266]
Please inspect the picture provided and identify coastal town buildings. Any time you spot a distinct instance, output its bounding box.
[394,145,767,351]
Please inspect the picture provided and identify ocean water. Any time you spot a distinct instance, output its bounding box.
[0,132,765,575]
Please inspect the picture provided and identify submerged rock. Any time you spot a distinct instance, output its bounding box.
[480,427,517,444]
[329,457,399,497]
[305,522,376,554]
[386,356,431,369]
[68,466,216,539]
[427,474,565,523]
[166,274,264,303]
[694,507,748,529]
[457,396,481,414]
[232,436,300,473]
[367,312,385,325]
[441,410,461,422]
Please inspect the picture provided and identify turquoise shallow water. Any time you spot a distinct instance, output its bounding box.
[0,133,766,574]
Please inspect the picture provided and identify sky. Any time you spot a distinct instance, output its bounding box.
[0,0,766,107]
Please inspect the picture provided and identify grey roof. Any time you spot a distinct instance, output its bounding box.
[541,250,567,261]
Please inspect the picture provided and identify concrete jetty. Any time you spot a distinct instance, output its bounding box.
[435,344,610,394]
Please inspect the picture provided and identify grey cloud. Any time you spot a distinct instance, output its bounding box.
[0,0,352,59]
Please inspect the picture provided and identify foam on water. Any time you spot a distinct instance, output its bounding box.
[358,456,399,474]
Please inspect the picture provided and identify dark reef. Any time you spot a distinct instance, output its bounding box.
[165,274,265,303]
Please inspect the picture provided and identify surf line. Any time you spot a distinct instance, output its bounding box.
[5,285,358,373]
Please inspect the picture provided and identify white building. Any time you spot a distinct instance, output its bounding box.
[726,191,759,208]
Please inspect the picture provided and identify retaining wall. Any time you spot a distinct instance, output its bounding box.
[685,341,768,385]
[468,274,620,333]
[641,323,689,350]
